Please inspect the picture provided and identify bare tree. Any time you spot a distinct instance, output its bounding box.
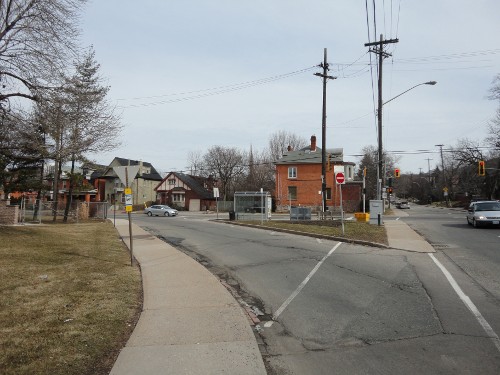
[35,48,121,221]
[0,0,87,105]
[267,130,308,162]
[242,147,275,192]
[187,150,205,175]
[60,47,121,220]
[203,146,246,201]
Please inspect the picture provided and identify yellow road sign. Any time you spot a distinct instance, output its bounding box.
[125,205,132,212]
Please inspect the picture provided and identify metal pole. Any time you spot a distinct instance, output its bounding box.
[260,188,264,225]
[363,173,366,213]
[339,183,344,235]
[321,48,328,215]
[125,167,134,266]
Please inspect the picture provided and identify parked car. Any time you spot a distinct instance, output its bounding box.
[396,201,410,209]
[144,205,178,217]
[466,201,500,227]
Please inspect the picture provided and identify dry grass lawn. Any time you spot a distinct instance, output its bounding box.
[0,221,142,375]
[240,220,388,245]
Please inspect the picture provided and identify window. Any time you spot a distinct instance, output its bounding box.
[325,188,332,200]
[172,193,185,202]
[168,179,176,185]
[288,186,297,200]
[288,167,297,179]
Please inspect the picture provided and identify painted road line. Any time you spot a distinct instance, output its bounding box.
[265,242,342,328]
[429,253,500,353]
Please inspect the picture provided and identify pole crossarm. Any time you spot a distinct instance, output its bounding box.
[364,38,399,47]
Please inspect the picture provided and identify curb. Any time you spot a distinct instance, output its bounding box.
[215,220,389,249]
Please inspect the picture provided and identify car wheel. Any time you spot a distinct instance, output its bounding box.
[164,212,170,217]
[147,212,152,217]
[467,217,471,225]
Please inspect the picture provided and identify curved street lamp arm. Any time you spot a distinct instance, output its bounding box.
[383,81,437,106]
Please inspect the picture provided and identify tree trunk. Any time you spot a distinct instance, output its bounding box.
[33,160,45,221]
[63,158,76,222]
[52,160,61,222]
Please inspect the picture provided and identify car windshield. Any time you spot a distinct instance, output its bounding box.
[475,202,500,211]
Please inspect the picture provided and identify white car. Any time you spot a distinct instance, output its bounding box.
[466,201,500,228]
[144,205,178,217]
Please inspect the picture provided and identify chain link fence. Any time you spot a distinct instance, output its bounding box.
[18,199,108,224]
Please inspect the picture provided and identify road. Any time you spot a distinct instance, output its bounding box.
[126,210,500,374]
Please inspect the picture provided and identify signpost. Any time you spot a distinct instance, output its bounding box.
[113,165,140,266]
[213,187,219,219]
[335,172,345,235]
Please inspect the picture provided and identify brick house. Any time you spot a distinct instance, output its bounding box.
[275,135,362,212]
[155,172,217,211]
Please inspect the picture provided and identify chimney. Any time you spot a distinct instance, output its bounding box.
[310,135,317,152]
[287,145,292,152]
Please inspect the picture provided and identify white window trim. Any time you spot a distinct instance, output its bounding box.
[288,166,297,179]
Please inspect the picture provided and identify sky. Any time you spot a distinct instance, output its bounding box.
[80,0,500,176]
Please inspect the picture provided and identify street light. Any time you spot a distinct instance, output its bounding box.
[383,81,437,106]
[376,80,437,201]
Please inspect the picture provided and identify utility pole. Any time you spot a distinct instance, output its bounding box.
[436,144,449,207]
[425,158,433,184]
[365,35,399,202]
[314,48,336,215]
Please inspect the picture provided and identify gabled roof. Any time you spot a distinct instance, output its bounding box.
[157,172,213,199]
[102,157,162,181]
[274,146,343,165]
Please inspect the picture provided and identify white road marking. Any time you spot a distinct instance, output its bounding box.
[395,217,400,221]
[316,238,322,244]
[429,253,500,353]
[266,242,342,328]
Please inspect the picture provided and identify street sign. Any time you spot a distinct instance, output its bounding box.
[335,172,345,184]
[213,187,219,198]
[113,165,141,186]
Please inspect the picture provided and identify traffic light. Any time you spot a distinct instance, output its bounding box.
[387,187,393,194]
[394,168,401,178]
[387,177,393,187]
[478,160,485,176]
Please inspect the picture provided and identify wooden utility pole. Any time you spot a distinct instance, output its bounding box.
[314,48,336,215]
[365,35,399,201]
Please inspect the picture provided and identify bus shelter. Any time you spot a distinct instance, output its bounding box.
[233,191,272,221]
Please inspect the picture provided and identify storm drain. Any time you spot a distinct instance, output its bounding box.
[431,243,451,249]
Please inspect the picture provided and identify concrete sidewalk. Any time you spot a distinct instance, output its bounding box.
[384,219,435,253]
[110,219,267,375]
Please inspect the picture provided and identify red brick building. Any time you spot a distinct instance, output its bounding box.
[275,135,362,212]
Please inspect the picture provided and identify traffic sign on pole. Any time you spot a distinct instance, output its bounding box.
[335,172,345,184]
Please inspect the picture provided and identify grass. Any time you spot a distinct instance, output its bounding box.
[239,219,388,245]
[0,221,142,375]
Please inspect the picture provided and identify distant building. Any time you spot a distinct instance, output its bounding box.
[274,135,361,212]
[155,172,217,211]
[99,157,162,205]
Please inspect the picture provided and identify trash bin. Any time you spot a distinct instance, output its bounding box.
[229,211,235,221]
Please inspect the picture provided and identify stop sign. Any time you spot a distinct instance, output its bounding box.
[335,172,345,184]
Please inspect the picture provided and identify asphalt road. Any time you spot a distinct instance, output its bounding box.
[128,211,500,374]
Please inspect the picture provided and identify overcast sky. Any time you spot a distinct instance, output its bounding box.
[81,0,500,176]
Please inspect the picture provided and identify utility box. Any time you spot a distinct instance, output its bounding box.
[369,200,383,225]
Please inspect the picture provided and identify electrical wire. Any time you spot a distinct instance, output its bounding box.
[116,66,317,105]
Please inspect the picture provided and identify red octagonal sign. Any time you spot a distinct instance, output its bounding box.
[335,172,345,184]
